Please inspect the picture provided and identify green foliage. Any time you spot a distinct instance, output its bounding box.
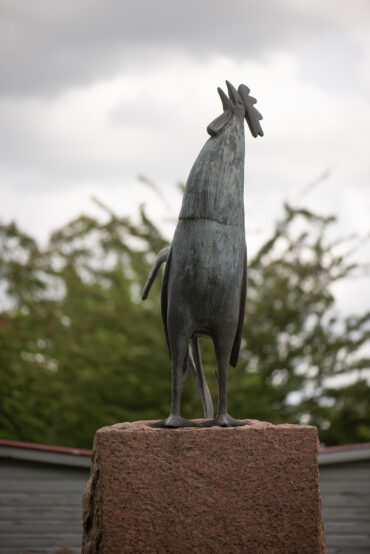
[0,200,369,448]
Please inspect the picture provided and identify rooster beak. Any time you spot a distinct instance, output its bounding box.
[217,87,233,112]
[225,80,239,104]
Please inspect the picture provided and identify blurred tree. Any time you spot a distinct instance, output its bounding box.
[232,205,370,443]
[0,200,369,448]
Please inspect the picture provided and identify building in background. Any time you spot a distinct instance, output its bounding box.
[1,439,369,553]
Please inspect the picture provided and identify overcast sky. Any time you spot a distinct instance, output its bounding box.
[0,0,369,313]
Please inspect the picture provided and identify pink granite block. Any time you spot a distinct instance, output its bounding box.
[82,420,326,553]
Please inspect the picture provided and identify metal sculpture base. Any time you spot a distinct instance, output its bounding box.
[82,420,326,554]
[150,414,248,428]
[201,414,248,427]
[150,416,201,428]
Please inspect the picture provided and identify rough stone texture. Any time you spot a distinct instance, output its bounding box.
[82,420,326,554]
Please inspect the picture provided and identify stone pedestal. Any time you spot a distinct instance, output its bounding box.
[82,420,326,553]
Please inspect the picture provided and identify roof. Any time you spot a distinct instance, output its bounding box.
[1,438,370,468]
[319,441,370,465]
[0,438,91,456]
[0,438,91,468]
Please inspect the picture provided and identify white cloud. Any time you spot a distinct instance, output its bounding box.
[0,0,369,315]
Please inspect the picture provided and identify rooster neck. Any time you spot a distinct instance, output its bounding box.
[179,117,245,227]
